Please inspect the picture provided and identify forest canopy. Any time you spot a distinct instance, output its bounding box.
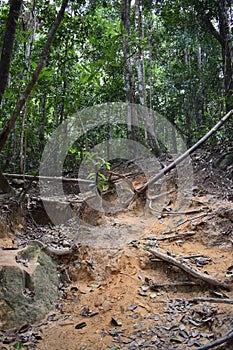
[0,0,232,176]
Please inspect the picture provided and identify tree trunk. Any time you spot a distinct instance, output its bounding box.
[134,0,161,156]
[39,92,47,156]
[121,0,135,105]
[218,0,233,112]
[201,1,233,113]
[0,0,23,107]
[184,47,192,147]
[121,0,135,141]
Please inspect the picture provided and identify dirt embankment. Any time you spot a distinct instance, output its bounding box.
[0,149,233,349]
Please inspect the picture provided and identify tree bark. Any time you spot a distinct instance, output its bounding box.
[218,0,233,112]
[121,0,136,142]
[121,0,135,105]
[0,0,23,107]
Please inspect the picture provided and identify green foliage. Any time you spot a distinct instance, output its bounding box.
[14,342,22,350]
[0,0,231,174]
[84,151,111,191]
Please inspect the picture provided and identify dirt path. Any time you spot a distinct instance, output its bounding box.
[0,152,233,350]
[34,193,233,350]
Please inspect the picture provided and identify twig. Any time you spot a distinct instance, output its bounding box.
[182,254,207,259]
[143,247,231,291]
[156,231,196,241]
[148,201,204,216]
[148,281,198,289]
[193,297,233,304]
[162,213,208,234]
[194,328,233,350]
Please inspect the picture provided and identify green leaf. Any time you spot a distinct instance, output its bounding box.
[98,172,107,181]
[87,172,95,179]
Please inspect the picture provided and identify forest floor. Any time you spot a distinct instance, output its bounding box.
[0,146,233,350]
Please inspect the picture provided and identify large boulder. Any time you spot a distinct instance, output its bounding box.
[0,245,58,329]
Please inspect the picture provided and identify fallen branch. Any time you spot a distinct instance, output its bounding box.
[148,205,204,215]
[161,213,208,234]
[155,231,196,241]
[144,247,231,291]
[147,280,198,289]
[194,328,233,350]
[3,173,94,184]
[193,297,233,304]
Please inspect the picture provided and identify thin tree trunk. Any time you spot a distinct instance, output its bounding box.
[201,1,233,113]
[134,0,161,155]
[60,36,69,124]
[184,47,192,146]
[20,0,37,174]
[39,92,47,156]
[121,0,135,105]
[121,0,135,141]
[20,107,27,174]
[148,10,154,111]
[135,0,146,107]
[219,0,233,112]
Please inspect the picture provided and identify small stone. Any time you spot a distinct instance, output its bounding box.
[62,240,70,247]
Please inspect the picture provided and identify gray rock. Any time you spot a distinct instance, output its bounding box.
[0,245,58,329]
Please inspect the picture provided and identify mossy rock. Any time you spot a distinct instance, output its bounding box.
[0,245,58,329]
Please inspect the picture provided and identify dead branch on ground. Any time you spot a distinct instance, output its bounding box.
[194,328,233,350]
[151,231,196,241]
[193,297,233,304]
[144,247,231,291]
[3,173,94,185]
[146,280,198,289]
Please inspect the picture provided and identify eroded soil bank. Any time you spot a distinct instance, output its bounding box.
[0,149,232,350]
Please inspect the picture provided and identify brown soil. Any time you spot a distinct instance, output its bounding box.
[0,150,233,350]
